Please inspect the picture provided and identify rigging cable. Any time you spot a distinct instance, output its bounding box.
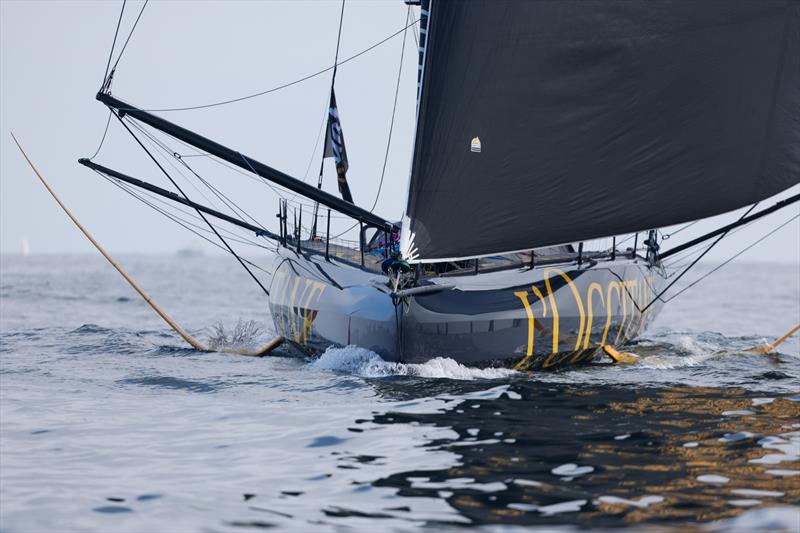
[124,118,222,209]
[661,219,700,240]
[302,109,328,181]
[114,113,272,296]
[370,5,410,212]
[104,171,271,249]
[160,133,353,218]
[99,170,275,265]
[122,115,347,222]
[125,117,269,230]
[310,0,347,236]
[92,0,128,160]
[641,203,760,313]
[109,0,149,74]
[664,220,756,274]
[332,0,346,80]
[87,111,113,161]
[330,6,411,240]
[124,110,326,210]
[100,171,269,250]
[135,17,420,113]
[101,0,126,86]
[176,156,268,231]
[411,10,419,48]
[662,214,799,305]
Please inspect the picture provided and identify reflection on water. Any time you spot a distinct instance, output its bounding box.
[361,381,799,528]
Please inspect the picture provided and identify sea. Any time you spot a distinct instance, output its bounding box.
[1,254,798,532]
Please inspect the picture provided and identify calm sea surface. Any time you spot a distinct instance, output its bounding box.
[1,254,798,532]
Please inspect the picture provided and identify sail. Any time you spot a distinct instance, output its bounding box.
[401,0,800,262]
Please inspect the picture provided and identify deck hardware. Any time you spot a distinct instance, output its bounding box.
[297,206,303,253]
[325,209,331,260]
[359,222,365,267]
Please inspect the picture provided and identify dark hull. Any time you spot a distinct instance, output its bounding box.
[267,248,666,369]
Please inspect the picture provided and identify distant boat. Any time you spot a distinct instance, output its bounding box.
[79,0,799,369]
[20,238,30,257]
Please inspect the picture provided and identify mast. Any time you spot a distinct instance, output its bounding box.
[96,92,395,232]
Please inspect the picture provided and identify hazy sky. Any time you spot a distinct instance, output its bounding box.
[1,0,798,264]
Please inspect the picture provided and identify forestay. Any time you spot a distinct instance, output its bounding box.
[401,0,800,262]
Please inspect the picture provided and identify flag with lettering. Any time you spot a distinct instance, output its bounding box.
[323,89,353,203]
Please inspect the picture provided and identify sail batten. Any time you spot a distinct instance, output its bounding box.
[401,0,800,263]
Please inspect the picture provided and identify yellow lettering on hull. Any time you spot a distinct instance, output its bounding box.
[514,266,660,368]
[270,267,328,345]
[583,282,605,350]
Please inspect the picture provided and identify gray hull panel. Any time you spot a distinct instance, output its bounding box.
[268,249,665,369]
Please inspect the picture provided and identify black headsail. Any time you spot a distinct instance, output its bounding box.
[401,0,800,263]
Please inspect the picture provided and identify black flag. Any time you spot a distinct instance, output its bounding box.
[324,89,353,203]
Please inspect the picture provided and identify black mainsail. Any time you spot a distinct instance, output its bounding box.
[401,0,800,262]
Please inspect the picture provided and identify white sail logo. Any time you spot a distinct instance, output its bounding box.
[470,136,481,153]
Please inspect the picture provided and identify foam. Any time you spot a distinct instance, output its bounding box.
[633,332,726,369]
[307,345,517,380]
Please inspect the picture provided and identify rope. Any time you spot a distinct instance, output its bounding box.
[14,133,204,350]
[15,132,284,356]
[135,18,419,112]
[752,323,800,354]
